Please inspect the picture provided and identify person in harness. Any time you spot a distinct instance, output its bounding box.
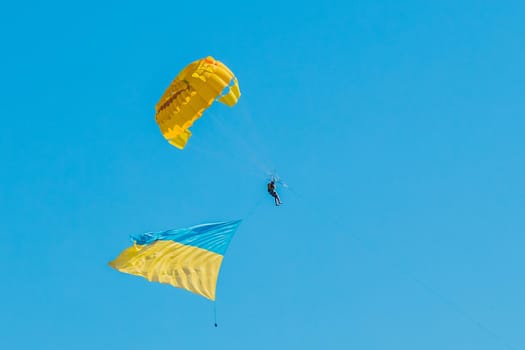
[267,179,282,206]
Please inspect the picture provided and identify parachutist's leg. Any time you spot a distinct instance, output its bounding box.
[274,193,281,206]
[271,192,277,205]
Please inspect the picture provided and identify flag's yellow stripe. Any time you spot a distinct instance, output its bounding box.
[109,241,224,300]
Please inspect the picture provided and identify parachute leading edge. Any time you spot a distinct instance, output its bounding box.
[109,220,241,300]
[155,56,241,149]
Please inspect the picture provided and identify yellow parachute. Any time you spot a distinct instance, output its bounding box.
[155,56,241,149]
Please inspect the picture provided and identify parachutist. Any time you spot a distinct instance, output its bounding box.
[267,180,282,206]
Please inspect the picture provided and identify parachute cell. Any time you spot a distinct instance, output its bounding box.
[109,220,241,300]
[155,56,241,149]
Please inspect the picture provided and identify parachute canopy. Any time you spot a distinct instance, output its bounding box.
[109,220,241,300]
[155,56,241,149]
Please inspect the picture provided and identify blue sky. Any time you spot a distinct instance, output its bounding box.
[1,1,524,349]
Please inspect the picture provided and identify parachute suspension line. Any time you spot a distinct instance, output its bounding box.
[213,115,269,174]
[207,110,273,176]
[188,110,271,182]
[232,97,274,169]
[189,142,263,179]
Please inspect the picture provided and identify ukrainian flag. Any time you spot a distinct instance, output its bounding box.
[109,220,241,300]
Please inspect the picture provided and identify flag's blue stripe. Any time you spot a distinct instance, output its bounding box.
[130,220,241,256]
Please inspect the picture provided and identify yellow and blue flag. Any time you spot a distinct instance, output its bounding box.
[109,220,241,300]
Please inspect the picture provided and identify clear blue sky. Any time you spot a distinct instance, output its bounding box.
[1,1,524,349]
